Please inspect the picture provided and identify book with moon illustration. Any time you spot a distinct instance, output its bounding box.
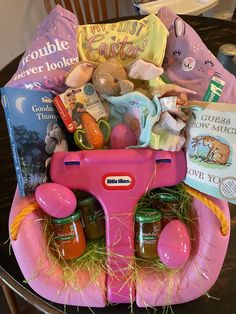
[185,101,236,205]
[1,87,64,196]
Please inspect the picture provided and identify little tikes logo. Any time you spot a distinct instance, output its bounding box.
[102,172,135,190]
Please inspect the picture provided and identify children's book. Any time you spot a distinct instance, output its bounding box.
[1,87,64,196]
[185,100,236,205]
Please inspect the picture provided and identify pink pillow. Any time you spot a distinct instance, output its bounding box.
[157,7,236,103]
[7,5,79,94]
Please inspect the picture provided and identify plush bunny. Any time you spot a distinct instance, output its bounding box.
[150,110,187,151]
[45,122,68,154]
[65,58,196,151]
[149,93,196,151]
[44,122,68,172]
[65,58,164,96]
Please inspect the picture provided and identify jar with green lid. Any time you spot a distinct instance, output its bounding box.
[78,196,105,240]
[52,211,86,260]
[157,193,180,227]
[135,208,162,259]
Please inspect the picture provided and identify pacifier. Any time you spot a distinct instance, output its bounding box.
[73,112,111,150]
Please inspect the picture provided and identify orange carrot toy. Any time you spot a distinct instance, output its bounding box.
[73,112,110,150]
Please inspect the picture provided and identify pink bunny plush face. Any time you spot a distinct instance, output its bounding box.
[163,18,218,78]
[157,7,236,103]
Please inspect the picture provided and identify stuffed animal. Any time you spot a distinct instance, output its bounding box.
[65,58,197,151]
[44,122,68,172]
[45,122,68,154]
[149,94,197,151]
[65,58,164,96]
[150,109,187,151]
[103,91,161,148]
[91,59,134,96]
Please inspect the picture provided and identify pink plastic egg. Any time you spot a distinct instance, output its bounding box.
[157,220,191,269]
[35,183,77,218]
[110,123,137,149]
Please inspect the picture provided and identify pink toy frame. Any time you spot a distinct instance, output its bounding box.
[9,149,230,307]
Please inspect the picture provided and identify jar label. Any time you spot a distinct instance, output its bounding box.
[142,235,156,241]
[88,208,104,223]
[136,219,161,241]
[53,223,79,242]
[54,234,76,242]
[137,230,160,242]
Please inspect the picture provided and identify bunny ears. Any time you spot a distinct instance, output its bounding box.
[65,59,164,89]
[126,59,164,80]
[65,61,98,88]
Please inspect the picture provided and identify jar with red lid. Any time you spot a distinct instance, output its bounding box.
[52,211,86,260]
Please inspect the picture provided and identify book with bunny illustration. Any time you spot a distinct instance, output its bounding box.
[1,87,66,196]
[185,101,236,204]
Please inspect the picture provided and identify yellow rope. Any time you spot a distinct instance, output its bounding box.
[10,186,229,239]
[184,184,229,236]
[10,202,39,240]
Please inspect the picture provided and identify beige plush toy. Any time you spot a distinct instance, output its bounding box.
[92,59,134,96]
[65,58,164,96]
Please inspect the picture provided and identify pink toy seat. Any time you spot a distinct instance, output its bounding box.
[9,149,230,307]
[50,149,186,303]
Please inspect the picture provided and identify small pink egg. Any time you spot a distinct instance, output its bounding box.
[35,183,77,218]
[157,220,191,269]
[110,123,137,149]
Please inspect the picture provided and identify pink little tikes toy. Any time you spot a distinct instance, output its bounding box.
[49,149,186,303]
[9,149,230,307]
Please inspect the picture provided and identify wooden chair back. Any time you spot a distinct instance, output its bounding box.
[43,0,120,24]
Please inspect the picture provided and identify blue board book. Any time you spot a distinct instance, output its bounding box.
[1,87,63,196]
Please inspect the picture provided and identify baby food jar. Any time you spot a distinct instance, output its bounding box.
[52,211,86,260]
[157,193,179,227]
[78,196,105,240]
[135,208,162,259]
